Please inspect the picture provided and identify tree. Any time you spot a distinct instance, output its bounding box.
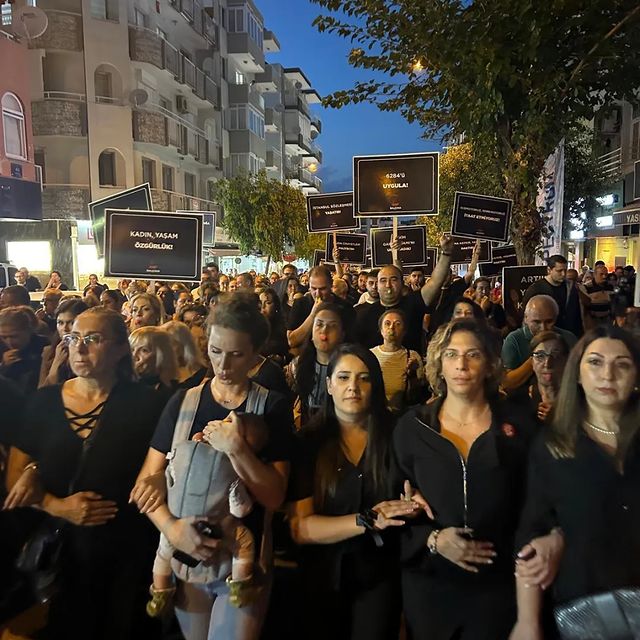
[312,0,640,262]
[214,171,309,270]
[417,142,503,245]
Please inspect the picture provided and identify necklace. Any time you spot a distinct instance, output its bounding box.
[443,404,489,428]
[584,420,617,436]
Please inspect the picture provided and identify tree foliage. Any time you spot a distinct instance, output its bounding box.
[418,142,503,245]
[214,171,308,262]
[311,0,640,262]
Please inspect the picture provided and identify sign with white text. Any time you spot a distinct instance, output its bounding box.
[326,233,368,265]
[306,192,359,233]
[371,225,427,267]
[354,152,439,217]
[105,209,202,281]
[89,183,152,258]
[451,192,512,243]
[478,245,519,277]
[450,237,492,264]
[502,265,547,324]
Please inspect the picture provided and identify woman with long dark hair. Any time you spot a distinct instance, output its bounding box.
[259,288,290,366]
[286,302,347,427]
[394,320,558,639]
[512,326,640,640]
[289,344,418,640]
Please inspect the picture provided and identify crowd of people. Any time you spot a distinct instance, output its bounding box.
[0,237,639,640]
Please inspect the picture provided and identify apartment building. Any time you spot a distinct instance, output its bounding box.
[0,0,323,281]
[588,99,640,268]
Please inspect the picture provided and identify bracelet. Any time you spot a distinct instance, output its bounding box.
[23,462,39,473]
[428,529,441,554]
[356,509,384,548]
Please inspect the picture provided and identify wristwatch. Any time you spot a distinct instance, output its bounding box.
[428,529,441,555]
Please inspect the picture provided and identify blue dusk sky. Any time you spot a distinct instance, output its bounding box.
[258,0,443,192]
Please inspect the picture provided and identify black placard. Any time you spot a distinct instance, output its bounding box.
[354,152,439,217]
[450,237,492,264]
[401,248,438,277]
[105,209,202,281]
[326,233,368,265]
[478,245,519,277]
[371,225,427,267]
[312,249,326,267]
[452,192,512,243]
[178,209,216,246]
[89,184,152,258]
[307,192,359,233]
[502,265,547,324]
[0,175,42,221]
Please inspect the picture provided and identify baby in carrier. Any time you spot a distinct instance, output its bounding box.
[147,403,268,617]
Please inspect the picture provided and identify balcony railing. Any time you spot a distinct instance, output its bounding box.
[129,26,218,108]
[598,147,622,181]
[150,188,217,212]
[285,166,322,190]
[168,0,217,46]
[133,104,213,165]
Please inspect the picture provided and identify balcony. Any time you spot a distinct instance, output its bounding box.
[266,149,281,169]
[129,26,218,109]
[30,10,83,52]
[286,166,322,191]
[41,184,91,221]
[227,32,265,74]
[168,0,217,46]
[264,108,280,132]
[228,84,264,112]
[228,130,265,157]
[254,66,278,91]
[284,132,323,163]
[311,114,322,134]
[285,95,310,118]
[32,95,87,137]
[132,105,213,166]
[598,147,622,182]
[150,188,217,212]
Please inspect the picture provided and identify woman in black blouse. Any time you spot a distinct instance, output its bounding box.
[512,326,640,639]
[394,320,559,640]
[289,343,420,640]
[4,307,164,639]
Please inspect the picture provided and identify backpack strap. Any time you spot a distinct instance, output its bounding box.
[169,380,209,451]
[245,381,269,415]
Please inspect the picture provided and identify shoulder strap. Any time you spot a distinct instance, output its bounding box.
[245,381,269,415]
[170,381,208,450]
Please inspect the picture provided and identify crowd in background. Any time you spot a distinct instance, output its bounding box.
[0,237,639,640]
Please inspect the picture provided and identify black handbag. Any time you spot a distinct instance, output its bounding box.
[15,422,102,604]
[554,588,640,639]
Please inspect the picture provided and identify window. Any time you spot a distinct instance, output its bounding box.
[142,157,156,187]
[34,149,46,184]
[91,0,118,21]
[234,71,245,85]
[2,93,27,160]
[98,150,116,186]
[184,172,196,196]
[228,7,243,33]
[94,71,112,100]
[134,8,147,27]
[228,105,246,130]
[227,105,264,138]
[162,164,174,191]
[1,4,11,26]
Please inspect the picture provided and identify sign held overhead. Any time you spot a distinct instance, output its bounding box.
[451,192,512,243]
[371,225,427,267]
[326,233,368,265]
[104,209,203,282]
[353,152,439,217]
[306,192,359,233]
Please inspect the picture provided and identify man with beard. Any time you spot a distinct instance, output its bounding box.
[356,269,380,305]
[354,234,454,353]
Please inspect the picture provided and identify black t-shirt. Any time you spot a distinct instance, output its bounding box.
[150,382,293,463]
[354,291,427,353]
[426,278,469,337]
[286,293,356,337]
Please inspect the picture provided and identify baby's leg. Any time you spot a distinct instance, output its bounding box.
[231,524,255,582]
[152,532,175,588]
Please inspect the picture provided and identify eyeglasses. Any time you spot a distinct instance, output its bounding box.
[63,334,106,348]
[532,350,563,362]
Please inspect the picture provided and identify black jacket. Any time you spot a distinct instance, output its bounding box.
[393,396,536,584]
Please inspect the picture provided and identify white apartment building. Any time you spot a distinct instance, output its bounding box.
[0,0,323,281]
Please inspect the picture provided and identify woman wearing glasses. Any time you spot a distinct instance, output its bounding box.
[393,320,561,639]
[5,307,165,639]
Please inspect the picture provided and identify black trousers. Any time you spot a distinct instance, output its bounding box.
[304,574,401,640]
[402,570,516,640]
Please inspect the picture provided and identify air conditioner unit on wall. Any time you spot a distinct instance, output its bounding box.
[176,95,189,113]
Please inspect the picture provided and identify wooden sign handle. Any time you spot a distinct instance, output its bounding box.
[391,218,399,263]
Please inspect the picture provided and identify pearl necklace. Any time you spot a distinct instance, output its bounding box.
[584,420,617,436]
